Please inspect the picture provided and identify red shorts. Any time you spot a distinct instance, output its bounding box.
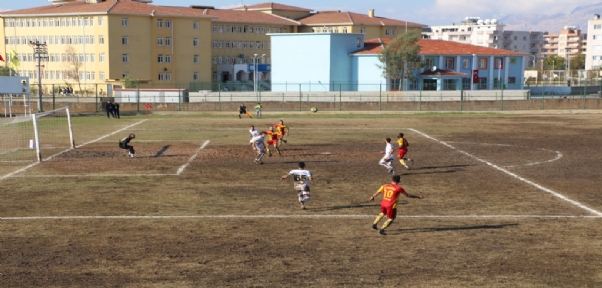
[276,134,284,139]
[397,148,408,158]
[380,205,397,219]
[267,139,277,145]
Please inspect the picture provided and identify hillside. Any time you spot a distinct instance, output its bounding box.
[501,2,602,33]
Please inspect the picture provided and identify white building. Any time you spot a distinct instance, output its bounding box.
[542,26,587,58]
[585,14,602,70]
[424,17,544,68]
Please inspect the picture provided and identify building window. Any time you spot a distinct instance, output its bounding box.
[166,73,171,81]
[212,41,217,48]
[100,72,105,80]
[165,19,171,28]
[122,18,128,27]
[478,77,487,89]
[225,25,230,33]
[219,56,223,64]
[212,56,217,64]
[98,17,104,26]
[100,53,105,62]
[213,25,218,32]
[193,21,199,30]
[158,73,164,81]
[194,55,200,63]
[122,54,129,63]
[478,58,488,69]
[157,19,163,28]
[193,72,200,81]
[158,54,164,63]
[225,42,230,48]
[122,36,128,45]
[98,35,104,44]
[165,55,171,63]
[494,58,503,69]
[462,59,470,69]
[445,57,455,70]
[219,25,223,33]
[443,79,456,90]
[158,37,163,46]
[508,77,516,84]
[219,41,224,48]
[193,38,199,46]
[462,78,471,90]
[165,37,172,46]
[594,25,602,29]
[213,72,217,80]
[360,27,365,34]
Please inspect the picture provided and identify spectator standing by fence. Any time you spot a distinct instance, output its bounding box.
[113,102,121,119]
[105,100,115,119]
[255,103,263,118]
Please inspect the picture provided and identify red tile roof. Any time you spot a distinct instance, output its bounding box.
[233,2,312,12]
[199,9,299,25]
[297,11,426,27]
[355,38,528,56]
[0,0,215,18]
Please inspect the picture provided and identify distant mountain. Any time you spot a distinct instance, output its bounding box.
[500,2,602,33]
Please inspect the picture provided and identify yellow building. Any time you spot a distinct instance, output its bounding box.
[0,0,425,92]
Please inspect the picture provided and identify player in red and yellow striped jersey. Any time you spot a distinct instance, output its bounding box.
[266,127,281,157]
[274,120,289,145]
[369,175,423,235]
[397,132,413,170]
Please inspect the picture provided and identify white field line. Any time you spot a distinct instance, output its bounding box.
[177,140,210,175]
[9,173,177,178]
[133,128,411,131]
[2,215,601,221]
[447,141,563,168]
[410,128,602,217]
[0,119,148,182]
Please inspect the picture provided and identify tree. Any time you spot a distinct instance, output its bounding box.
[63,46,83,95]
[0,66,17,76]
[122,75,139,88]
[543,55,565,71]
[377,30,422,91]
[569,53,585,70]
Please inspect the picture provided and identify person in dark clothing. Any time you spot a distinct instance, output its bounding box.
[105,101,115,119]
[238,103,251,118]
[113,102,120,119]
[119,133,136,157]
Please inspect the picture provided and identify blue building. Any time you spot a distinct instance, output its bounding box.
[270,33,526,92]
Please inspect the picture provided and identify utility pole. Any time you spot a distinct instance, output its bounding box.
[30,40,49,112]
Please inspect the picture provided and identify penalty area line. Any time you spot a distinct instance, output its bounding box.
[0,119,148,182]
[409,128,602,217]
[1,215,601,221]
[177,140,210,175]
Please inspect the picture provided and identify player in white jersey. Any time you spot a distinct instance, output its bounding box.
[379,138,395,175]
[249,125,259,147]
[281,162,313,209]
[251,131,267,164]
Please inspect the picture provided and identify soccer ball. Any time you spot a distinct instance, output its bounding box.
[310,107,318,113]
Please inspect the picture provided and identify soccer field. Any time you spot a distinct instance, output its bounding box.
[2,111,602,287]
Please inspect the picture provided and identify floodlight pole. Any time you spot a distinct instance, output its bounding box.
[30,41,49,112]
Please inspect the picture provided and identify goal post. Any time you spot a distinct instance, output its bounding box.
[32,107,75,162]
[0,106,74,164]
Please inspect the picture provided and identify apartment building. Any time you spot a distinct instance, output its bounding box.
[585,14,602,70]
[542,26,587,62]
[424,17,544,68]
[0,0,424,90]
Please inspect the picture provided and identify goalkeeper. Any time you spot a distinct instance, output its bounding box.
[119,133,136,158]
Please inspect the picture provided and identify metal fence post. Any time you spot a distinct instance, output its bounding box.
[339,84,342,111]
[218,83,222,112]
[299,84,302,111]
[460,88,463,111]
[419,82,422,111]
[501,84,504,111]
[379,83,382,111]
[95,84,98,112]
[178,84,181,111]
[136,82,140,112]
[52,84,56,110]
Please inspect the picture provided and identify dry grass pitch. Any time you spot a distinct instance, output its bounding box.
[2,112,602,287]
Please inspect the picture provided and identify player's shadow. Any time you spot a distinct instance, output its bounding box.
[154,145,171,157]
[399,223,519,234]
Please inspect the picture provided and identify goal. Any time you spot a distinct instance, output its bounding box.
[0,107,74,164]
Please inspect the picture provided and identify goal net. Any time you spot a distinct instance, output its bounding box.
[0,107,74,165]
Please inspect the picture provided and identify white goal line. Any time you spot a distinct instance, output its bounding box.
[2,214,600,221]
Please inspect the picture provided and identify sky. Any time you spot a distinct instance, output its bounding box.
[0,0,597,26]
